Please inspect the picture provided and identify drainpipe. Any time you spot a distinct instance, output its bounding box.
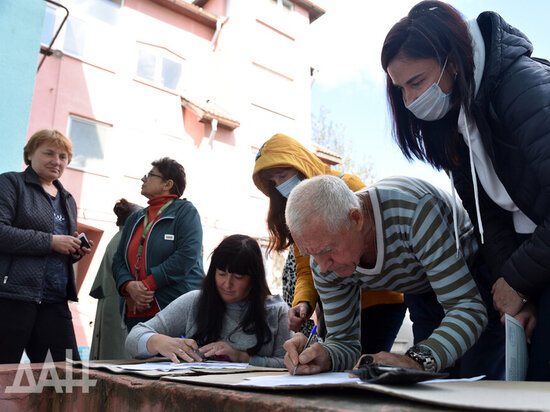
[211,16,228,51]
[208,118,218,148]
[38,0,69,72]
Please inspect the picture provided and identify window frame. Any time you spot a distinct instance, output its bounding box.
[66,115,113,176]
[134,42,186,93]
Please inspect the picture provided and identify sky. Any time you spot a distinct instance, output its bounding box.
[307,0,550,191]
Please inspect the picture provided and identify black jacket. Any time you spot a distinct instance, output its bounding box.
[0,166,78,303]
[452,12,550,296]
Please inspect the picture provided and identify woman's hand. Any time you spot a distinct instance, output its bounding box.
[288,302,312,332]
[199,341,250,363]
[70,232,94,260]
[353,352,425,371]
[492,277,524,317]
[125,281,154,313]
[146,335,203,363]
[52,234,81,255]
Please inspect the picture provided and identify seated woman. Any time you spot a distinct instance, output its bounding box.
[126,235,290,368]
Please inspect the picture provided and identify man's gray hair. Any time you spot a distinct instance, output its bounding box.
[285,174,361,236]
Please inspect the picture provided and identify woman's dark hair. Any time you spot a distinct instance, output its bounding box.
[151,157,187,197]
[192,235,272,355]
[381,0,475,170]
[266,183,292,253]
[259,168,306,253]
[113,198,141,227]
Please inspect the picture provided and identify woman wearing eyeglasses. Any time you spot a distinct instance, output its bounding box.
[113,157,204,331]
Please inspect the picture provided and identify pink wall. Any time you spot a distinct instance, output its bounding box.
[26,0,321,356]
[199,0,226,16]
[184,108,205,147]
[126,0,216,40]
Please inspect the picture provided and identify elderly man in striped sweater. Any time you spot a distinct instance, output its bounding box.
[283,174,504,379]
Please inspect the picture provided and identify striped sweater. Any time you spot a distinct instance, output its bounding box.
[311,176,488,371]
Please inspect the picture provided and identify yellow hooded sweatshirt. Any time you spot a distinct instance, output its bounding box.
[253,133,403,311]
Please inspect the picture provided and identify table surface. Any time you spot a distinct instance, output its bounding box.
[0,362,475,412]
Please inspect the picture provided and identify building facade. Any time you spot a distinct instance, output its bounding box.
[28,0,324,355]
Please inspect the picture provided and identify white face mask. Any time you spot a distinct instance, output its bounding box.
[276,174,301,198]
[405,57,453,121]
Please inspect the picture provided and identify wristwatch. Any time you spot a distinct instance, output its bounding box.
[405,345,437,372]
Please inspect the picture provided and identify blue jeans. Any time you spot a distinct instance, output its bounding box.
[404,262,505,379]
[361,302,407,353]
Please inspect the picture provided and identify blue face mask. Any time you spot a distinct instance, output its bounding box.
[276,174,301,198]
[405,56,452,122]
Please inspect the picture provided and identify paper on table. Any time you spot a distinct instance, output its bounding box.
[234,372,487,388]
[113,361,249,372]
[233,372,360,387]
[419,375,485,384]
[505,313,528,381]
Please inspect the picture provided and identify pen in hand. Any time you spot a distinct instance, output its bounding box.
[293,325,317,375]
[180,335,205,361]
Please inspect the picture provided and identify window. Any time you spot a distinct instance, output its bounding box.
[68,116,111,173]
[63,15,88,58]
[269,0,294,12]
[70,0,122,25]
[162,58,183,90]
[135,43,184,92]
[40,0,120,67]
[40,0,121,56]
[136,48,156,82]
[41,4,58,45]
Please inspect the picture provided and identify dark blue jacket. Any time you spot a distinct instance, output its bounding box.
[453,12,550,296]
[0,166,78,303]
[112,198,204,310]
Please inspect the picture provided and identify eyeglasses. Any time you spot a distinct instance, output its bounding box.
[143,172,165,180]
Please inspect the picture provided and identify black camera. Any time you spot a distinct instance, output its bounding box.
[77,233,91,249]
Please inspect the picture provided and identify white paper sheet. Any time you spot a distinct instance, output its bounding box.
[505,313,528,381]
[233,372,487,388]
[233,372,360,387]
[419,375,485,384]
[112,361,249,372]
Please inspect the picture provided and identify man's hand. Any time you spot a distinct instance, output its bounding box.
[501,301,537,341]
[287,302,312,332]
[283,333,331,375]
[354,352,425,371]
[492,277,524,317]
[125,281,154,313]
[199,341,250,363]
[147,335,203,363]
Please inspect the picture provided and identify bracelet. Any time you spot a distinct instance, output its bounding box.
[516,290,528,304]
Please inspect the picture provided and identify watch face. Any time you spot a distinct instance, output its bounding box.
[406,345,436,372]
[414,346,433,357]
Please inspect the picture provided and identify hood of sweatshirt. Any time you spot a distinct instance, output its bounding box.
[253,133,337,196]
